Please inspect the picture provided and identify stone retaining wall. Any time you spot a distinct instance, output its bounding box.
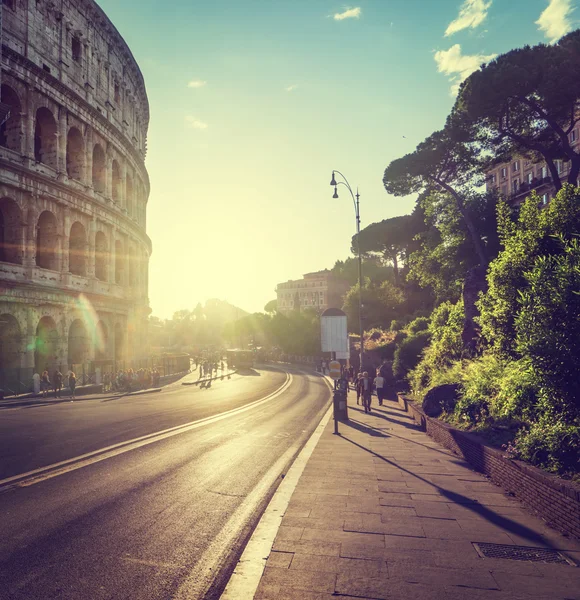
[398,394,580,540]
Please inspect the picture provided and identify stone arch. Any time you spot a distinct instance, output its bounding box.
[95,230,108,281]
[0,84,22,153]
[35,316,59,373]
[128,242,138,287]
[0,313,22,370]
[66,127,85,181]
[126,172,133,215]
[69,221,87,276]
[92,143,106,193]
[111,159,122,203]
[0,197,22,264]
[114,321,124,361]
[95,320,108,360]
[34,107,58,168]
[115,239,124,284]
[36,210,59,270]
[68,318,89,365]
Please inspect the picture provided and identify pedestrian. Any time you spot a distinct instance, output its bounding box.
[356,373,364,405]
[374,373,385,406]
[41,370,50,398]
[69,371,77,400]
[53,369,63,398]
[362,371,372,413]
[32,371,41,396]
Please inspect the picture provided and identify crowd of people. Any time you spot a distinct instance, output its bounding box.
[102,368,161,393]
[193,356,225,379]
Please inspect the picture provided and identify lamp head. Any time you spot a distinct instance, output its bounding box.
[330,172,337,186]
[332,186,339,199]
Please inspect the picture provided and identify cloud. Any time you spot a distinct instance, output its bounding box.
[536,0,574,43]
[185,116,208,130]
[187,80,207,89]
[285,84,298,92]
[333,7,361,20]
[434,44,497,95]
[445,0,492,36]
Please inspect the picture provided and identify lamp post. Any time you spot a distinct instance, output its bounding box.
[330,170,364,373]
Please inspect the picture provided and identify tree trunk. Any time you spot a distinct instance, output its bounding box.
[567,156,580,187]
[391,252,399,286]
[545,157,562,191]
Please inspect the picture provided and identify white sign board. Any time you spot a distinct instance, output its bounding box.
[321,314,348,354]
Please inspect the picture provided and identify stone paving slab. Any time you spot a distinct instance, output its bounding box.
[253,391,580,600]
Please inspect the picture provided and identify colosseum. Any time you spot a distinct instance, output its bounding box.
[0,0,151,392]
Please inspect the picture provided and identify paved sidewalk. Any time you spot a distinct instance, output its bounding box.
[254,393,580,600]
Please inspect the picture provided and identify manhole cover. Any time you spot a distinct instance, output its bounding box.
[473,543,575,565]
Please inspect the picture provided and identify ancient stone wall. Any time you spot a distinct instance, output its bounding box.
[0,0,151,382]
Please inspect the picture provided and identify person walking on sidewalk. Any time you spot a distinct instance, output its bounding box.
[41,370,50,398]
[355,373,364,405]
[362,372,372,413]
[53,370,63,398]
[374,373,385,406]
[68,371,77,400]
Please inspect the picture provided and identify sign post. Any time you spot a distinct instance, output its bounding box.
[321,308,349,434]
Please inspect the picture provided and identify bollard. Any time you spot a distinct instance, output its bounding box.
[332,377,349,435]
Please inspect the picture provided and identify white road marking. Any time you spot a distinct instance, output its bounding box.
[0,373,293,493]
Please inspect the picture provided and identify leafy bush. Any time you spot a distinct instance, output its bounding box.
[393,331,431,381]
[478,186,580,356]
[375,340,397,360]
[513,416,580,476]
[407,316,430,334]
[408,300,464,397]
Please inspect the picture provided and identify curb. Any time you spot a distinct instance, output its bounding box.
[220,377,334,600]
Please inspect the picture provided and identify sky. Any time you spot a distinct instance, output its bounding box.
[96,0,578,318]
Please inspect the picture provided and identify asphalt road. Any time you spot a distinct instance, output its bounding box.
[0,365,332,600]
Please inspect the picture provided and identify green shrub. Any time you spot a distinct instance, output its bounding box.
[407,316,430,335]
[375,340,397,360]
[408,300,464,397]
[393,331,431,381]
[513,416,580,476]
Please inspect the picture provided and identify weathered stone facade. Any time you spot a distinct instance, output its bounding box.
[0,0,151,384]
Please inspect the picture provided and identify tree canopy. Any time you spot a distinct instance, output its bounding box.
[452,30,580,189]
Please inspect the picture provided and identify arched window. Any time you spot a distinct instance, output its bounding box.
[114,322,124,361]
[92,144,106,193]
[0,85,22,152]
[0,197,22,264]
[35,316,59,373]
[34,108,58,168]
[115,239,124,284]
[95,321,108,361]
[0,314,21,371]
[69,221,87,276]
[66,127,85,181]
[95,230,108,281]
[111,160,123,204]
[68,319,89,365]
[126,173,134,215]
[36,211,59,270]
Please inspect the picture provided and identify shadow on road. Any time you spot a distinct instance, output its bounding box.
[237,368,261,377]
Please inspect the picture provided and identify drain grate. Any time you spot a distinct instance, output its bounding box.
[473,543,575,565]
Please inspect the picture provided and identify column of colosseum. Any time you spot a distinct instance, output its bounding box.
[0,0,151,393]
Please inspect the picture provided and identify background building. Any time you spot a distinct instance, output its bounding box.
[276,270,349,315]
[486,126,579,205]
[0,0,151,390]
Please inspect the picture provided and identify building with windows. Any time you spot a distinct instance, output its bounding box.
[276,270,350,315]
[0,0,151,389]
[486,126,580,206]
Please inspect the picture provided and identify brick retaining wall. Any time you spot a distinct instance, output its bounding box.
[398,394,580,539]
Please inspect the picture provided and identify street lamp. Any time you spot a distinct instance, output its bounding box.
[330,170,364,373]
